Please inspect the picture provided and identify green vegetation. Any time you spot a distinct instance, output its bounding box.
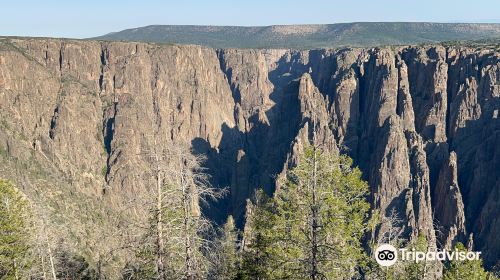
[211,216,240,280]
[443,243,493,280]
[93,23,500,49]
[403,234,433,280]
[101,165,108,177]
[0,179,32,279]
[1,142,497,279]
[240,145,370,279]
[0,178,101,279]
[122,142,373,279]
[442,38,500,52]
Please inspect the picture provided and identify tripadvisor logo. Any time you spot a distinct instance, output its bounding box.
[374,243,482,267]
[375,244,398,266]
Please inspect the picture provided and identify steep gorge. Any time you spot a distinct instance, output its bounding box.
[0,38,498,270]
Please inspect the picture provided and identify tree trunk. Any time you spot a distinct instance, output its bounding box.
[156,171,166,280]
[310,106,319,280]
[182,167,193,280]
[311,144,319,280]
[47,243,57,280]
[13,259,19,280]
[38,246,48,279]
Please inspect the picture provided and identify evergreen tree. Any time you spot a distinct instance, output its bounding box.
[443,243,494,280]
[240,191,277,279]
[241,145,370,279]
[0,178,33,279]
[403,234,431,280]
[211,215,240,280]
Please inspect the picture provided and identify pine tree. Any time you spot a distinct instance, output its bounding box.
[211,215,239,280]
[443,243,494,280]
[240,191,276,279]
[0,178,33,279]
[241,145,370,279]
[403,234,431,280]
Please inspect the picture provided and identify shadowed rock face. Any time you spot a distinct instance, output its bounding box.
[0,38,499,268]
[433,151,466,249]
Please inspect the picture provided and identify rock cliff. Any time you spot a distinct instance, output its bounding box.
[0,38,498,269]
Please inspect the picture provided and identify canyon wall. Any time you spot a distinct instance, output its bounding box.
[0,38,498,268]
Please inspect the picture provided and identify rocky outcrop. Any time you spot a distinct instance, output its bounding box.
[445,48,500,267]
[433,151,466,249]
[0,37,499,269]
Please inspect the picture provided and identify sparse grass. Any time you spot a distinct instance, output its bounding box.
[0,119,10,130]
[0,148,135,276]
[441,39,500,51]
[101,165,108,177]
[1,38,45,67]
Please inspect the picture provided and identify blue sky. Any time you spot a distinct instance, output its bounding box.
[1,0,499,38]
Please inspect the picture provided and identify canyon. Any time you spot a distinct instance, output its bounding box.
[0,37,498,271]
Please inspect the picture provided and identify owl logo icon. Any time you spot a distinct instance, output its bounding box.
[375,244,398,266]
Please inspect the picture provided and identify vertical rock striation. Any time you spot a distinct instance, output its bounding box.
[0,37,499,269]
[433,151,466,249]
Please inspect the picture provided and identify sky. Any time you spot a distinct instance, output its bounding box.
[1,0,499,39]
